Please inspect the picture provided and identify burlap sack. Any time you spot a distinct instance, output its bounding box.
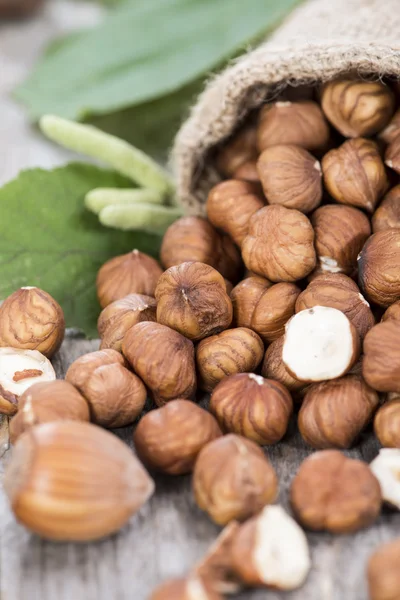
[173,0,400,214]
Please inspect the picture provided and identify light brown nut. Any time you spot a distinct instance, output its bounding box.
[257,145,322,213]
[251,282,301,343]
[290,450,382,533]
[261,337,307,394]
[385,135,400,174]
[298,375,379,449]
[367,538,400,600]
[161,216,220,270]
[0,287,65,358]
[150,576,223,600]
[216,123,258,177]
[321,79,394,138]
[382,300,400,323]
[363,321,400,393]
[322,138,388,212]
[233,160,260,183]
[193,434,278,525]
[379,108,400,144]
[209,373,293,445]
[230,276,272,329]
[358,230,400,306]
[242,205,316,282]
[374,399,400,448]
[196,328,263,392]
[133,400,222,475]
[311,204,371,276]
[96,249,162,308]
[372,185,400,232]
[213,233,243,284]
[122,322,196,406]
[370,449,400,510]
[4,421,154,541]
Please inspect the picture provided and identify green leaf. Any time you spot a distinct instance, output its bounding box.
[0,164,161,338]
[15,0,302,121]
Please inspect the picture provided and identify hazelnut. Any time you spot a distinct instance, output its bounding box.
[193,434,278,525]
[196,327,263,392]
[311,204,371,276]
[242,205,316,282]
[382,300,400,322]
[150,576,223,600]
[298,375,379,449]
[321,79,394,138]
[0,287,65,358]
[96,249,162,308]
[370,449,400,510]
[161,216,220,270]
[322,138,388,212]
[213,233,242,284]
[233,160,260,183]
[206,180,264,246]
[283,307,360,382]
[209,373,293,445]
[216,123,258,177]
[251,282,301,342]
[66,349,146,428]
[133,399,222,475]
[385,134,400,174]
[363,321,400,392]
[230,275,272,328]
[0,348,55,416]
[155,262,233,341]
[122,321,196,405]
[374,399,400,448]
[290,450,382,533]
[379,107,400,144]
[372,184,400,232]
[4,421,154,541]
[257,100,330,153]
[358,230,400,306]
[367,538,400,600]
[261,337,307,394]
[230,505,311,590]
[257,145,322,213]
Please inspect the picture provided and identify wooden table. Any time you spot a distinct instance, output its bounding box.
[0,3,399,599]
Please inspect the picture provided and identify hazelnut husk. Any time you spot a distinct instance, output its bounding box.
[251,282,301,342]
[122,322,196,406]
[363,321,400,392]
[210,373,293,445]
[382,300,400,323]
[196,327,263,392]
[290,449,382,533]
[4,421,154,541]
[367,538,400,600]
[193,434,278,525]
[150,576,223,600]
[358,230,400,306]
[96,249,162,308]
[385,134,400,174]
[216,123,258,177]
[374,399,400,448]
[155,262,233,341]
[230,275,272,328]
[372,184,400,232]
[133,399,222,475]
[261,337,307,395]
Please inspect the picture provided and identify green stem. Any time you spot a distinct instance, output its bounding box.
[99,203,183,235]
[85,187,164,214]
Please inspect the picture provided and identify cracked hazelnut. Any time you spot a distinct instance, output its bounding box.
[322,138,388,212]
[193,434,278,525]
[122,322,196,405]
[363,321,400,392]
[251,282,301,343]
[196,327,263,392]
[216,123,258,177]
[261,337,307,394]
[372,184,400,232]
[233,160,260,183]
[370,449,400,510]
[230,275,271,328]
[155,262,232,341]
[133,400,222,475]
[385,134,400,174]
[210,373,293,445]
[367,538,400,600]
[358,229,400,306]
[150,577,223,600]
[242,205,316,282]
[382,300,400,323]
[374,399,400,448]
[291,450,382,533]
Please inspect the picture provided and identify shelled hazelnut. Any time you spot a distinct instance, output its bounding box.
[382,300,400,322]
[372,184,400,232]
[150,576,223,600]
[370,449,400,510]
[250,282,301,342]
[374,399,400,448]
[216,123,257,177]
[358,229,400,306]
[363,321,400,392]
[230,276,272,328]
[261,337,307,394]
[367,538,400,600]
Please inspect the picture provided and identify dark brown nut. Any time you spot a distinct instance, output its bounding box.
[122,322,196,406]
[216,123,258,177]
[382,300,400,323]
[251,282,301,343]
[261,337,307,394]
[0,0,44,17]
[322,138,388,212]
[321,79,395,138]
[155,262,232,341]
[311,204,371,276]
[242,205,316,282]
[206,180,264,246]
[367,538,400,600]
[230,276,272,328]
[358,230,400,306]
[374,399,400,448]
[296,273,375,339]
[196,328,263,392]
[0,287,65,358]
[96,249,162,308]
[193,434,278,525]
[257,145,322,213]
[257,100,330,153]
[385,134,400,174]
[9,380,90,444]
[210,373,293,445]
[363,321,400,392]
[133,399,222,475]
[290,450,382,533]
[298,375,379,449]
[379,108,400,144]
[213,233,243,284]
[150,576,223,600]
[372,185,400,232]
[233,160,260,183]
[161,216,220,270]
[66,349,146,428]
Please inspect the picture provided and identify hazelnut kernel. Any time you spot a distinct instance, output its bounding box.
[150,576,223,600]
[230,275,272,329]
[367,538,400,600]
[372,184,400,232]
[374,400,400,448]
[363,321,400,392]
[370,449,400,510]
[358,229,400,306]
[251,282,301,342]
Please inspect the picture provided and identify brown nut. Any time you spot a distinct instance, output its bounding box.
[257,145,322,213]
[4,421,154,541]
[150,576,223,600]
[251,282,301,343]
[298,375,379,449]
[363,321,400,392]
[290,450,382,533]
[321,79,394,138]
[322,138,388,212]
[161,216,220,270]
[213,233,243,284]
[133,400,222,475]
[261,337,307,394]
[122,322,196,405]
[196,328,263,392]
[66,349,146,428]
[358,230,400,306]
[230,276,272,328]
[382,300,400,323]
[0,287,65,358]
[374,399,400,448]
[193,434,278,525]
[372,185,400,232]
[385,134,400,174]
[367,538,400,600]
[379,108,400,144]
[155,262,233,341]
[242,205,316,282]
[233,160,260,183]
[216,123,258,177]
[210,373,293,445]
[311,204,371,276]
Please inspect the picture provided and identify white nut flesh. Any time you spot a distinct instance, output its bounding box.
[282,306,357,381]
[370,449,400,509]
[0,348,56,399]
[186,578,213,600]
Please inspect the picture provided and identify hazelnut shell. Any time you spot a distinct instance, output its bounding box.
[230,275,272,328]
[251,282,300,342]
[372,184,400,232]
[374,399,400,448]
[363,320,400,392]
[358,229,400,306]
